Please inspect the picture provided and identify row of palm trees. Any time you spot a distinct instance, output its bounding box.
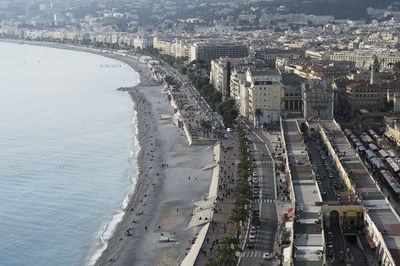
[230,129,253,227]
[207,129,253,266]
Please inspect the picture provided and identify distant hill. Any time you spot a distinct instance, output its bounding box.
[253,0,400,20]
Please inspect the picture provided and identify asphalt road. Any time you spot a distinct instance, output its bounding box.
[327,222,347,265]
[306,137,337,201]
[239,131,278,266]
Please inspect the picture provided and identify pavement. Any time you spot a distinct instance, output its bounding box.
[194,138,239,266]
[238,128,280,266]
[306,135,338,201]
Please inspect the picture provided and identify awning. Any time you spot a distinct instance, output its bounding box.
[365,235,376,249]
[288,208,294,218]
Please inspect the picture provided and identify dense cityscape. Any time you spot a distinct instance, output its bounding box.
[3,0,400,266]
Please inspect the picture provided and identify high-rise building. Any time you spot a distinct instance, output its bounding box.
[189,42,249,62]
[210,57,264,99]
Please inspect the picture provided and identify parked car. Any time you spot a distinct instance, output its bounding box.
[246,241,255,249]
[250,226,257,234]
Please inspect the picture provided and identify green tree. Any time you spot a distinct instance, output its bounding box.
[207,237,240,266]
[218,99,239,127]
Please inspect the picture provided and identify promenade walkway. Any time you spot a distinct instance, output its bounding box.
[194,138,239,265]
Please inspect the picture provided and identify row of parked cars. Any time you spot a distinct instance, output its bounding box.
[326,231,335,257]
[246,210,260,249]
[246,136,273,261]
[311,140,345,201]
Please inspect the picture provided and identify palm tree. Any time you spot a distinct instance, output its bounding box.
[207,236,240,266]
[255,108,262,127]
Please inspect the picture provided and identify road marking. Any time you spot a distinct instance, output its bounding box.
[254,199,277,203]
[241,250,263,258]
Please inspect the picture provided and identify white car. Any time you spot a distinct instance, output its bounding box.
[263,251,272,260]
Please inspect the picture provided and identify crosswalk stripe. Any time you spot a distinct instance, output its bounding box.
[254,198,278,203]
[242,250,265,258]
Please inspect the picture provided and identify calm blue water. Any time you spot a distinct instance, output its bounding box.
[0,42,140,266]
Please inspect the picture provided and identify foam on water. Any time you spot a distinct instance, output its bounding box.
[87,112,140,266]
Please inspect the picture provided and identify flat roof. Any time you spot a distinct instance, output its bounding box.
[293,182,321,207]
[294,234,323,246]
[320,121,400,258]
[368,208,400,233]
[293,261,323,266]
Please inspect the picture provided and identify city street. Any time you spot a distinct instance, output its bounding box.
[239,130,278,266]
[306,136,337,201]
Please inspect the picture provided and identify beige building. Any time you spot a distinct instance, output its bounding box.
[230,66,248,101]
[246,68,284,126]
[329,50,400,70]
[385,117,400,146]
[153,37,176,56]
[210,57,264,99]
[210,58,230,99]
[175,40,190,58]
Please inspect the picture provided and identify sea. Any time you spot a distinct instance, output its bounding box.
[0,42,140,266]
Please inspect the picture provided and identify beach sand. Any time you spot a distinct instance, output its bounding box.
[93,54,215,265]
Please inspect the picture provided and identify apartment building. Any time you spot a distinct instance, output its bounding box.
[189,42,249,62]
[329,50,400,70]
[302,79,335,119]
[175,40,190,58]
[253,47,296,61]
[133,36,153,49]
[210,57,264,98]
[281,73,305,112]
[153,37,176,56]
[246,68,284,126]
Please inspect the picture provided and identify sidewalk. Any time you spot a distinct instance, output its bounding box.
[194,138,239,265]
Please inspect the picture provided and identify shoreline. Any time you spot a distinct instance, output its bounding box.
[0,39,215,265]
